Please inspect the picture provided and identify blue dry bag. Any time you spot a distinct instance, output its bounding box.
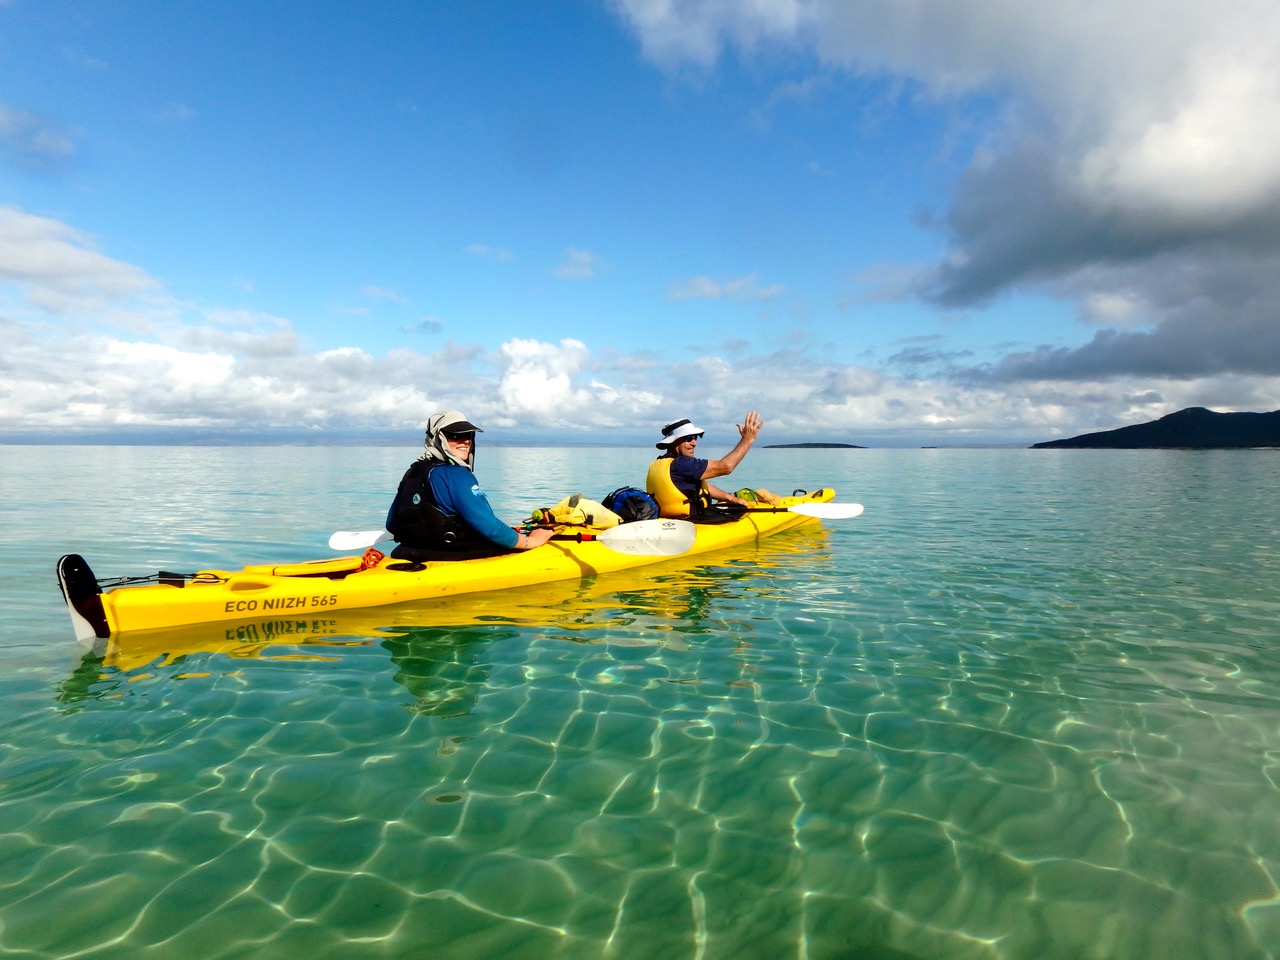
[602,487,660,522]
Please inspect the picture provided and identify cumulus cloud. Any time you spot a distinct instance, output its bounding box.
[0,320,474,434]
[4,205,1277,445]
[0,212,680,437]
[612,0,1280,386]
[178,309,301,358]
[5,288,1278,443]
[490,337,664,428]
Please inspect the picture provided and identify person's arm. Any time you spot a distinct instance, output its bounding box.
[700,411,763,480]
[432,467,554,550]
[515,527,555,549]
[432,467,519,548]
[703,481,750,506]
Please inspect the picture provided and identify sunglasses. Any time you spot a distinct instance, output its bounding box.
[444,432,475,442]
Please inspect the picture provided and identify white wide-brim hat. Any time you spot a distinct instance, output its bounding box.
[656,418,705,449]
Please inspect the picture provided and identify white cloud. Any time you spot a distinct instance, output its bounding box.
[553,247,604,280]
[608,0,804,68]
[0,322,464,432]
[666,275,722,300]
[3,205,1277,446]
[466,243,515,262]
[0,206,159,314]
[1075,51,1280,225]
[614,0,1280,232]
[0,106,75,171]
[3,288,1277,442]
[151,102,196,125]
[667,273,784,301]
[105,339,233,383]
[495,337,597,419]
[361,285,408,304]
[405,315,444,335]
[1080,292,1142,326]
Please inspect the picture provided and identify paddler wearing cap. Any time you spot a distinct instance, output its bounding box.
[645,411,764,519]
[385,411,555,561]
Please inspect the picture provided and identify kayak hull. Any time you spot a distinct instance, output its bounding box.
[62,488,837,638]
[77,523,834,674]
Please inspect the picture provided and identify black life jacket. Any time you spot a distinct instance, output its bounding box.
[386,459,488,555]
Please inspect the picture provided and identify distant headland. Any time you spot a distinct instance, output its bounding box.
[1032,407,1280,449]
[764,442,865,449]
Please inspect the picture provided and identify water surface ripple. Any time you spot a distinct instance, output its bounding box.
[2,446,1278,959]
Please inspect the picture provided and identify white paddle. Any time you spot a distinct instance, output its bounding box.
[329,518,699,557]
[748,501,864,519]
[328,529,394,551]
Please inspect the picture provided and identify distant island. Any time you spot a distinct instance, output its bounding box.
[764,442,865,449]
[1032,407,1280,449]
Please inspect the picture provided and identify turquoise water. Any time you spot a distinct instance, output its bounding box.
[2,445,1279,959]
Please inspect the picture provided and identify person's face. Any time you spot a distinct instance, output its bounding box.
[675,434,701,455]
[444,431,474,459]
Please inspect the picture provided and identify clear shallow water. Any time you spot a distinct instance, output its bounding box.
[2,445,1279,959]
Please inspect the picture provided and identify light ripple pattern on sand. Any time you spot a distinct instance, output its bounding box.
[1,445,1279,959]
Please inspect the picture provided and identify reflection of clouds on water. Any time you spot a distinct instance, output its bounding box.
[18,450,1280,959]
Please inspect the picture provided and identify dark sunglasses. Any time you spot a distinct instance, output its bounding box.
[444,432,475,442]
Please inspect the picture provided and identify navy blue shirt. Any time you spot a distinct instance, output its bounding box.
[667,455,709,499]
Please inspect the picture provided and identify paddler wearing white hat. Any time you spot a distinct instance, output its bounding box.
[645,411,765,519]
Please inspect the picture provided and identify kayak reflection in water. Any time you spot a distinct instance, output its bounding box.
[385,410,555,562]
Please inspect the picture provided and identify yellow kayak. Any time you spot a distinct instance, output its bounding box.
[74,523,837,674]
[58,488,844,640]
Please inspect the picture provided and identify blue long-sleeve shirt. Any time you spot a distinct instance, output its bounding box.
[429,463,519,549]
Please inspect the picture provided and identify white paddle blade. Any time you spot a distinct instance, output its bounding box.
[329,528,394,551]
[597,519,697,556]
[788,501,864,519]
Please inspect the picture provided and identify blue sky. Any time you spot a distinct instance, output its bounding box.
[3,0,1279,446]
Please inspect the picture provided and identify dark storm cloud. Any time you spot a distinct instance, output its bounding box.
[976,250,1280,381]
